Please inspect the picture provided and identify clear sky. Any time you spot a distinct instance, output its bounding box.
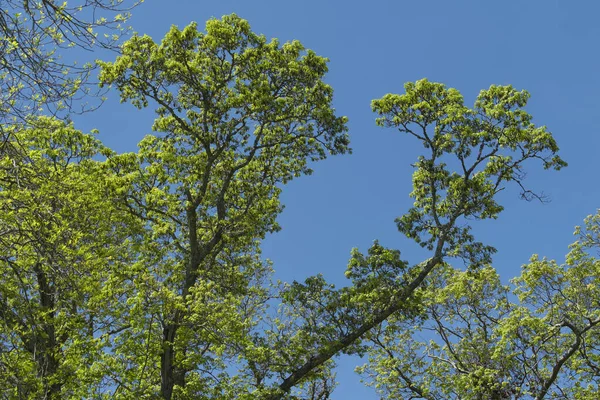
[73,1,600,398]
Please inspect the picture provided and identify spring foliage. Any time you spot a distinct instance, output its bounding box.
[2,12,598,400]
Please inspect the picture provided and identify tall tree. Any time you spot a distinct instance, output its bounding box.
[96,14,349,399]
[0,117,139,398]
[262,79,566,399]
[358,210,600,400]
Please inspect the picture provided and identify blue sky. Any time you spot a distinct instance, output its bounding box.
[74,1,600,398]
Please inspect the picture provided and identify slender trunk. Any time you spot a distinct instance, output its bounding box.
[160,311,190,399]
[33,262,62,399]
[160,322,177,399]
[160,203,206,398]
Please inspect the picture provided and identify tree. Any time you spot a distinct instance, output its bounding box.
[0,13,577,400]
[95,14,349,399]
[357,211,600,400]
[262,78,566,399]
[0,117,139,398]
[2,13,350,398]
[0,0,141,124]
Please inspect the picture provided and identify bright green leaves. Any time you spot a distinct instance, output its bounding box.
[505,213,600,399]
[359,211,600,400]
[271,242,419,383]
[0,9,577,397]
[345,241,408,288]
[95,14,349,398]
[0,117,136,398]
[98,13,350,251]
[97,13,350,295]
[358,264,513,399]
[474,85,567,173]
[98,13,349,161]
[373,80,467,134]
[373,79,566,266]
[8,116,110,163]
[0,0,141,122]
[344,242,418,315]
[260,80,564,399]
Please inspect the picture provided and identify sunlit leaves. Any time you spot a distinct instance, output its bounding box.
[0,0,141,123]
[96,14,349,398]
[0,117,137,398]
[360,211,600,400]
[373,79,566,266]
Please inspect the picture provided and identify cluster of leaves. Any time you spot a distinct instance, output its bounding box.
[0,0,141,123]
[96,14,350,399]
[1,11,593,400]
[372,80,566,265]
[1,15,351,399]
[262,79,568,399]
[0,117,139,397]
[358,212,600,399]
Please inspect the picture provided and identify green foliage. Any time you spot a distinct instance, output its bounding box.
[0,0,141,122]
[262,80,566,399]
[358,211,600,399]
[1,14,351,400]
[372,79,566,265]
[1,11,588,400]
[0,117,137,398]
[95,14,349,399]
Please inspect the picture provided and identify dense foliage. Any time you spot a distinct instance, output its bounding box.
[1,9,598,400]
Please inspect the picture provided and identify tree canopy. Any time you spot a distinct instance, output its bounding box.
[2,10,599,400]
